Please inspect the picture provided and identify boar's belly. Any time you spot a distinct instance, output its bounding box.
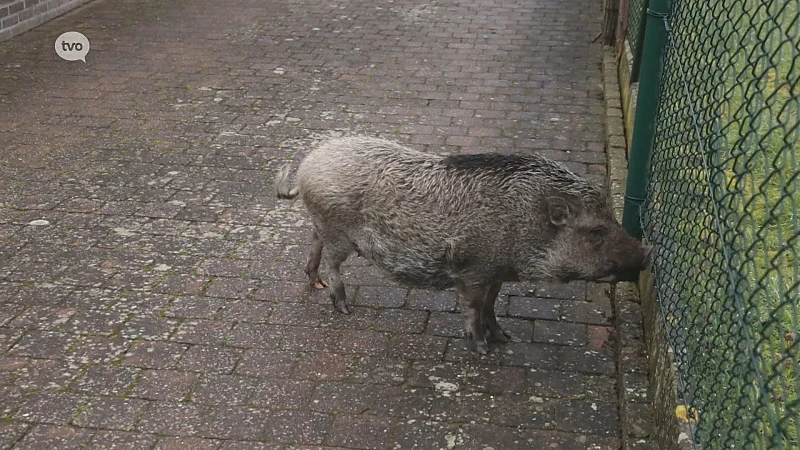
[353,233,455,290]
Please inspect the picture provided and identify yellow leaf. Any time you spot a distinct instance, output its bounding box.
[676,404,699,422]
[666,315,678,325]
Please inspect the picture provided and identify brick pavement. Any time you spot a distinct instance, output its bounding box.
[0,0,629,448]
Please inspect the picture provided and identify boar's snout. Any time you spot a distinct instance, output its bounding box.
[611,237,653,276]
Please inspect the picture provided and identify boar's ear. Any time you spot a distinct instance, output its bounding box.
[546,196,580,227]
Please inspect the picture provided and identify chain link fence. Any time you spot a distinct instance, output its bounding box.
[626,0,648,80]
[639,0,800,448]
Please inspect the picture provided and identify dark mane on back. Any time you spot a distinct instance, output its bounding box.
[440,153,533,172]
[439,151,607,207]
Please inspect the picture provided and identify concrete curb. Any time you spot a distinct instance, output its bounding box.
[602,44,694,450]
[602,46,656,450]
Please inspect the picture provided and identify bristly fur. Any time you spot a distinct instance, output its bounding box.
[276,134,642,281]
[273,135,651,353]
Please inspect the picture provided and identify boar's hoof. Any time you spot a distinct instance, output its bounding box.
[331,293,352,315]
[311,279,328,290]
[467,337,489,355]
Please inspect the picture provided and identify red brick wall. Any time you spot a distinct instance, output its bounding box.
[0,0,94,41]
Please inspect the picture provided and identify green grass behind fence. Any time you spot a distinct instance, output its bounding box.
[641,0,800,447]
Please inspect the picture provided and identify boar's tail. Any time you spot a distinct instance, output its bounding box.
[274,164,300,200]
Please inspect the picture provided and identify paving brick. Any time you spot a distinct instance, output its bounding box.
[198,259,250,278]
[295,352,353,381]
[389,333,448,360]
[226,323,285,349]
[154,274,210,295]
[281,326,341,353]
[138,401,206,436]
[333,330,390,355]
[120,315,178,340]
[405,289,456,312]
[428,391,496,423]
[0,385,28,416]
[172,319,235,345]
[0,355,27,380]
[348,356,408,385]
[205,278,258,299]
[0,327,24,354]
[199,406,269,440]
[110,292,173,316]
[71,365,139,395]
[588,325,614,352]
[251,379,316,409]
[353,285,407,308]
[558,347,616,375]
[9,331,75,358]
[64,310,127,335]
[362,384,434,419]
[264,410,332,445]
[13,358,83,390]
[219,443,283,450]
[392,420,458,450]
[410,360,526,394]
[218,300,274,323]
[72,397,149,431]
[426,312,463,338]
[561,300,613,325]
[14,425,93,450]
[526,369,585,399]
[67,335,131,364]
[165,296,224,319]
[85,431,159,450]
[0,421,29,449]
[130,369,199,401]
[121,341,188,369]
[534,320,588,346]
[535,282,587,301]
[8,306,75,329]
[327,414,393,449]
[178,345,242,373]
[508,296,561,320]
[491,392,555,429]
[235,349,297,378]
[310,382,370,415]
[14,391,88,424]
[154,436,222,450]
[192,373,258,406]
[498,342,562,369]
[0,302,25,327]
[553,400,620,436]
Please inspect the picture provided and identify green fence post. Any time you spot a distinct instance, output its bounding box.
[619,0,670,281]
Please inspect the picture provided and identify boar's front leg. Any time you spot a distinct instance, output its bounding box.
[305,227,328,290]
[482,281,511,343]
[455,280,489,355]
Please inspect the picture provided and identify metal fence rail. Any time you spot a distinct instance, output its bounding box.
[636,0,800,448]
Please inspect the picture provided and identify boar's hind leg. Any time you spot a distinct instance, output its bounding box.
[482,281,511,343]
[455,281,490,355]
[324,237,354,315]
[305,228,328,290]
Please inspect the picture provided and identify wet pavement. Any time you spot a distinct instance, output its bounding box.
[0,0,625,448]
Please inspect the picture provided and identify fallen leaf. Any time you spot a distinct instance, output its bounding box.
[676,404,699,422]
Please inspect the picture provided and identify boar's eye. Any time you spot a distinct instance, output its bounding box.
[588,226,608,242]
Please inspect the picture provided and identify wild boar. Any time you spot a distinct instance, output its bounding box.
[274,135,652,354]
